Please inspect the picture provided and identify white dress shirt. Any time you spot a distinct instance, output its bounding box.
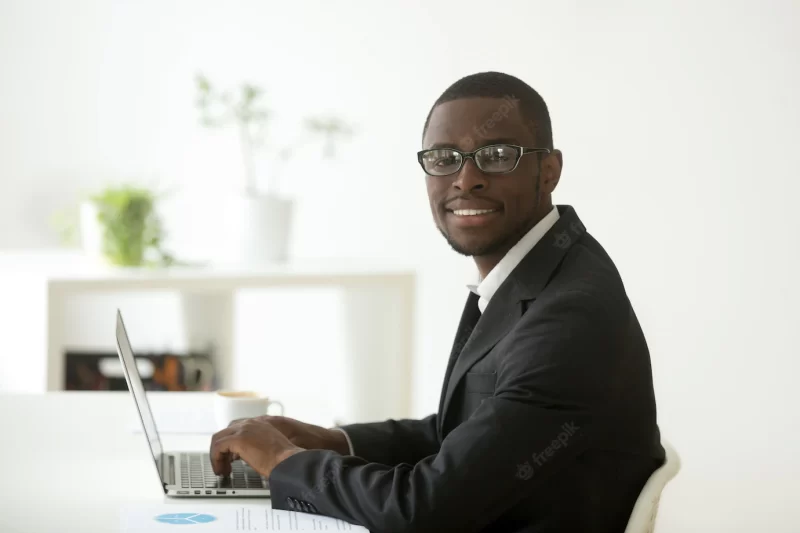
[468,206,560,313]
[334,207,560,455]
[332,427,355,456]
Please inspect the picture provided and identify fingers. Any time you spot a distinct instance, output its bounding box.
[219,418,275,465]
[210,427,239,476]
[225,418,256,462]
[210,436,240,477]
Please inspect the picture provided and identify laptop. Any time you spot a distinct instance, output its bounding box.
[115,310,270,497]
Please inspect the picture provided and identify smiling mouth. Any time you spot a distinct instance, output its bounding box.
[449,208,499,216]
[445,208,502,228]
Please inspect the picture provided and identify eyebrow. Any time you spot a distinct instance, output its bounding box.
[427,138,521,150]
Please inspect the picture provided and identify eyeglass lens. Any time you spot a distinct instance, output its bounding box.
[420,145,521,176]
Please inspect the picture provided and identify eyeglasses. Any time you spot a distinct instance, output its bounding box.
[417,144,551,177]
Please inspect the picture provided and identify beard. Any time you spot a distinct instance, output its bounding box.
[438,226,521,258]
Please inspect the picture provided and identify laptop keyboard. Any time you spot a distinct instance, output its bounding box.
[180,453,268,489]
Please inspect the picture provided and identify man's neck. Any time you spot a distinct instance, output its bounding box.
[473,205,554,279]
[473,253,506,281]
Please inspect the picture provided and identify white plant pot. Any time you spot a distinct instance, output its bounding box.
[219,193,294,266]
[79,201,104,260]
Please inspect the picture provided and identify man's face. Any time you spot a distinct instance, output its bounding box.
[422,97,560,258]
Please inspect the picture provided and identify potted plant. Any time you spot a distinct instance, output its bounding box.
[78,185,174,267]
[195,74,352,265]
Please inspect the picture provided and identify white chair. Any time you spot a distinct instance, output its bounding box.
[623,440,681,533]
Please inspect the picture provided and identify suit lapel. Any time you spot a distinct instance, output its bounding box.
[439,206,589,427]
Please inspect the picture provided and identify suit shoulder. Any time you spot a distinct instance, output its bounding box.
[541,232,631,314]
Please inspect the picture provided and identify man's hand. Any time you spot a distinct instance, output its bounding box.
[210,418,305,478]
[255,416,351,455]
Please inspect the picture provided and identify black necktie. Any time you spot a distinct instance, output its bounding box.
[438,292,481,415]
[451,291,481,360]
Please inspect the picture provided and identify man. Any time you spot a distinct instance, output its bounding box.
[210,71,665,532]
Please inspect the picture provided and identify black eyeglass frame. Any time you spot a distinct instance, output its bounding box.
[417,144,551,176]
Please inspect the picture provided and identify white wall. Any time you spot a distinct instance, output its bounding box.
[1,1,799,530]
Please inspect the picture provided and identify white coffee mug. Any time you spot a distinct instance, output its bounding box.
[213,390,285,430]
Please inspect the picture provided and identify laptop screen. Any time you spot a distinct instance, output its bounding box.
[115,311,165,485]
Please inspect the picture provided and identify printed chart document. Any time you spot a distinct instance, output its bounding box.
[121,504,368,531]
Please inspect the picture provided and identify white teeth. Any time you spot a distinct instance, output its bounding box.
[452,209,496,216]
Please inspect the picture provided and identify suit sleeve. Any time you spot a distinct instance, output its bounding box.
[336,414,439,465]
[269,291,615,532]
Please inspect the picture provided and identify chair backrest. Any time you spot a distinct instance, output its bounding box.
[623,440,681,533]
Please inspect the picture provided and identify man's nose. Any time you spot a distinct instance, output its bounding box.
[453,159,488,192]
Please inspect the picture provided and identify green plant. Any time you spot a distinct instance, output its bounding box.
[195,74,354,195]
[90,186,174,267]
[196,74,269,196]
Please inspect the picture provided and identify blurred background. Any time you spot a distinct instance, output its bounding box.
[0,0,798,531]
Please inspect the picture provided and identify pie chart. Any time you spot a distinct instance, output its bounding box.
[155,513,217,525]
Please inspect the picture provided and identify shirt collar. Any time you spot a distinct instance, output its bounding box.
[467,206,560,313]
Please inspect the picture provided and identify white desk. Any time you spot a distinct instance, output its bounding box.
[0,392,293,533]
[0,251,416,424]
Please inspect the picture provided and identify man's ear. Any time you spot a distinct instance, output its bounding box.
[540,149,562,193]
[552,148,563,170]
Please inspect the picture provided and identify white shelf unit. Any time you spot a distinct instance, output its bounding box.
[0,251,416,424]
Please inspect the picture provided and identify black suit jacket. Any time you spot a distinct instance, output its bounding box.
[270,206,665,532]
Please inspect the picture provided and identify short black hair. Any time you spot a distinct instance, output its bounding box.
[422,71,553,149]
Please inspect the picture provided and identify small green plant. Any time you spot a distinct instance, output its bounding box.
[90,186,174,267]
